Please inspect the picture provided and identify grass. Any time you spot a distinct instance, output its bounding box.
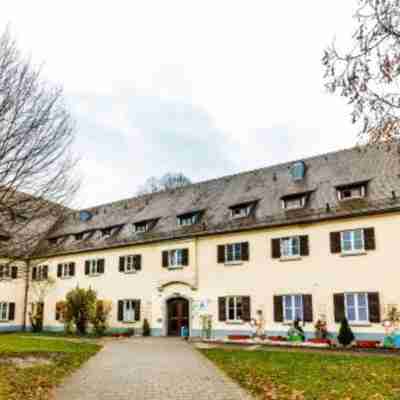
[0,333,101,400]
[201,348,400,399]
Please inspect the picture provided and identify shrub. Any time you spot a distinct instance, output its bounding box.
[337,318,355,346]
[143,319,151,336]
[64,287,97,335]
[91,300,112,336]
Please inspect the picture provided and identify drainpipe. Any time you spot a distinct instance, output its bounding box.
[22,259,30,331]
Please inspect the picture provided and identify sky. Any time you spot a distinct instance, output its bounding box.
[1,1,358,208]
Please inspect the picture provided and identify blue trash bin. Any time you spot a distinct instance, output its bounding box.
[181,326,189,338]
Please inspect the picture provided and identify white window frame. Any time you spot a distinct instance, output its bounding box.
[123,299,136,323]
[0,265,11,280]
[337,185,366,201]
[282,196,306,210]
[125,255,136,273]
[283,294,304,322]
[280,237,300,258]
[226,296,244,322]
[59,263,72,278]
[340,229,365,254]
[0,302,9,321]
[345,293,369,324]
[168,249,184,269]
[36,265,47,281]
[178,213,200,226]
[225,243,242,263]
[88,259,102,276]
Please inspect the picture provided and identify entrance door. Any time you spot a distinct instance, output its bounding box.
[167,297,189,336]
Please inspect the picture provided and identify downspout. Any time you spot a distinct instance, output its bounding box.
[22,259,30,331]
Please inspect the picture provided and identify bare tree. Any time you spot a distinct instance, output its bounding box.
[137,172,191,195]
[0,28,79,259]
[323,0,400,142]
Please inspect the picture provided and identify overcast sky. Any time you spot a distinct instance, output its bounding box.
[2,1,358,208]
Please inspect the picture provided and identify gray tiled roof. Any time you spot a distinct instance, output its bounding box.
[37,142,400,257]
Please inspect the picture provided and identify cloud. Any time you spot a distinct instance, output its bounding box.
[68,91,237,207]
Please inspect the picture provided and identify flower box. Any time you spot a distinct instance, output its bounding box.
[268,336,287,342]
[308,338,331,345]
[356,340,380,349]
[227,335,251,341]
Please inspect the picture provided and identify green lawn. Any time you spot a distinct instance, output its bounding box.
[0,333,101,400]
[201,348,400,400]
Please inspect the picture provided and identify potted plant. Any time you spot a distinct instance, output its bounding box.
[337,318,355,347]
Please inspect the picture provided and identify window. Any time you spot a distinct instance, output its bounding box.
[119,255,141,273]
[337,184,366,201]
[123,300,136,322]
[118,299,140,322]
[0,302,8,321]
[177,212,201,226]
[225,243,242,263]
[283,295,303,322]
[85,259,105,276]
[345,293,369,323]
[162,249,189,269]
[74,233,84,241]
[280,237,300,258]
[341,229,364,253]
[32,265,48,281]
[227,296,244,322]
[101,228,112,238]
[218,242,249,264]
[282,196,307,210]
[218,296,251,322]
[134,219,157,233]
[57,263,75,279]
[0,265,11,280]
[230,204,253,219]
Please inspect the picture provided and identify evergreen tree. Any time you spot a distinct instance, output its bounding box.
[337,318,355,346]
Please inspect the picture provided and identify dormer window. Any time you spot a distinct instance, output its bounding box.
[230,201,257,219]
[101,228,112,238]
[337,182,367,201]
[134,219,157,233]
[75,233,84,241]
[281,192,309,210]
[177,211,202,226]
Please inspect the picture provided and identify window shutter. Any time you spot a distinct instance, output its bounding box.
[368,292,381,323]
[32,266,37,281]
[98,259,105,274]
[182,249,189,266]
[11,266,18,279]
[119,256,125,272]
[162,251,169,268]
[57,264,62,278]
[218,297,226,321]
[330,232,341,253]
[300,236,309,256]
[241,242,249,261]
[85,261,90,275]
[302,294,313,322]
[134,255,142,271]
[117,300,124,321]
[43,265,48,280]
[334,293,345,322]
[217,245,225,263]
[364,228,376,251]
[8,303,15,321]
[271,239,281,259]
[55,302,60,321]
[69,263,75,276]
[134,300,141,321]
[242,296,251,321]
[273,295,284,322]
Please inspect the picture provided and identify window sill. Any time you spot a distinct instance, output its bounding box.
[167,266,184,271]
[121,321,136,324]
[59,276,73,280]
[87,273,103,277]
[225,320,245,325]
[279,256,302,262]
[0,320,10,323]
[0,278,12,282]
[224,261,243,266]
[348,322,372,327]
[123,270,138,275]
[340,251,367,257]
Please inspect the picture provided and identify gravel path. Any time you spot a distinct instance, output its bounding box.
[54,337,253,400]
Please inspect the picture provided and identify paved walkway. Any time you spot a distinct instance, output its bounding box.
[55,338,253,400]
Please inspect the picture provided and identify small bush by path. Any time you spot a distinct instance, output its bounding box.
[201,348,400,399]
[0,333,101,400]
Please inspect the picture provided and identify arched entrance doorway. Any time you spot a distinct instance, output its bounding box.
[166,297,189,336]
